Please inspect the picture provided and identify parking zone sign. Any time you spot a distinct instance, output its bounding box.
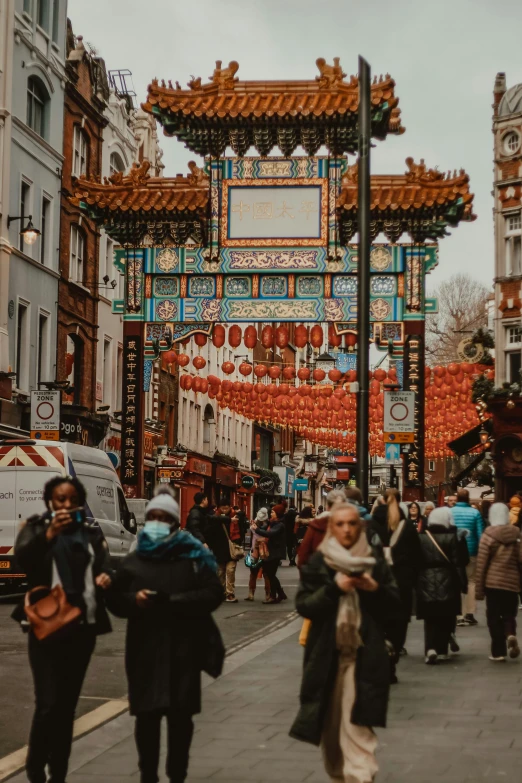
[31,390,61,440]
[384,392,415,434]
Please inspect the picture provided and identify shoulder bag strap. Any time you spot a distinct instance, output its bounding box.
[426,530,450,563]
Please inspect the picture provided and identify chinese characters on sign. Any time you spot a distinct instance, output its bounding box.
[403,334,425,490]
[227,185,322,240]
[121,333,143,494]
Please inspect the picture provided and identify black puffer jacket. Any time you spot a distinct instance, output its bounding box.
[204,515,232,565]
[254,518,286,562]
[367,505,421,616]
[185,504,207,543]
[290,549,400,745]
[416,524,462,619]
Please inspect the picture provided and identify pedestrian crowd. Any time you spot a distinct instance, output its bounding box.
[11,474,522,783]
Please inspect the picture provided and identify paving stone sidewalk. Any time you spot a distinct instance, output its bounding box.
[9,608,522,782]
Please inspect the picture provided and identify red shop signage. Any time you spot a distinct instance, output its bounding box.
[186,456,212,477]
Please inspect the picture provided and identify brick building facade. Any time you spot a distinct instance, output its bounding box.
[57,25,109,444]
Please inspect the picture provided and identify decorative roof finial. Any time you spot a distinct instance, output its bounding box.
[315,57,347,88]
[210,60,239,89]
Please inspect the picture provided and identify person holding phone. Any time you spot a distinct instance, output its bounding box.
[109,486,224,783]
[13,475,113,783]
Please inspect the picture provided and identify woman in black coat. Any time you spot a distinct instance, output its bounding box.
[251,503,287,603]
[14,476,113,783]
[366,489,421,681]
[291,502,399,783]
[417,507,463,664]
[109,488,224,783]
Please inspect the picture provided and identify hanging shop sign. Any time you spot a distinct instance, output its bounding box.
[121,333,143,492]
[457,338,484,364]
[30,390,61,441]
[144,430,156,461]
[258,476,275,493]
[325,466,338,480]
[157,467,184,483]
[403,333,425,488]
[294,478,309,492]
[273,466,296,497]
[241,474,256,489]
[304,455,319,476]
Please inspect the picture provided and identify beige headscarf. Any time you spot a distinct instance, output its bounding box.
[318,531,376,659]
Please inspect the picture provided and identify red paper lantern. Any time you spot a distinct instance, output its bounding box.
[200,379,209,395]
[254,364,267,378]
[261,325,274,350]
[208,375,221,387]
[228,325,242,349]
[328,368,342,383]
[239,362,253,377]
[268,365,281,379]
[295,324,308,348]
[192,356,206,371]
[345,332,357,348]
[194,333,207,348]
[221,379,232,393]
[282,366,296,380]
[310,325,323,349]
[328,324,342,349]
[212,324,225,348]
[244,325,257,349]
[313,368,326,382]
[162,350,177,366]
[193,377,202,393]
[222,361,235,375]
[346,369,357,383]
[177,353,190,368]
[297,367,311,381]
[275,326,289,349]
[373,368,386,382]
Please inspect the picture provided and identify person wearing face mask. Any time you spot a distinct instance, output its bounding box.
[13,476,113,783]
[109,486,224,783]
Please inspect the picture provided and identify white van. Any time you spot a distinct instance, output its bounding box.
[0,438,137,587]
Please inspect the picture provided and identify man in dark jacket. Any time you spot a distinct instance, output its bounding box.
[290,502,400,783]
[204,505,239,603]
[185,492,208,544]
[284,503,298,565]
[252,504,287,603]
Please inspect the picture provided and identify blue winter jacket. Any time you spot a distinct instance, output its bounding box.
[450,503,484,556]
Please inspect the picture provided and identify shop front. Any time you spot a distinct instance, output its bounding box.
[214,462,238,507]
[236,471,257,519]
[179,454,213,524]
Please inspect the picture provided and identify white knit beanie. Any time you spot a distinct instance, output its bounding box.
[428,507,452,528]
[489,503,509,527]
[255,507,268,522]
[146,488,180,523]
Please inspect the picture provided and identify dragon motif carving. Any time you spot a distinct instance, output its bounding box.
[210,60,239,89]
[187,160,210,186]
[315,57,347,88]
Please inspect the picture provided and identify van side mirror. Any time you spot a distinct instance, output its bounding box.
[128,512,137,536]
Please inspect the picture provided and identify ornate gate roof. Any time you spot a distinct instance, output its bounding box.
[141,58,404,157]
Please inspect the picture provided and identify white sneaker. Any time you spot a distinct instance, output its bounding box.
[425,649,437,665]
[489,655,506,662]
[508,635,520,659]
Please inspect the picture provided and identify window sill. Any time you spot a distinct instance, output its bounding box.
[68,280,92,295]
[35,25,50,41]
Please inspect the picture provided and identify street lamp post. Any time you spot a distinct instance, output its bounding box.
[356,55,371,505]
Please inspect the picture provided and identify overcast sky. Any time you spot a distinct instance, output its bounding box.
[68,0,522,290]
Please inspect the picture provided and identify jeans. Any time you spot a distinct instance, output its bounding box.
[217,560,237,598]
[135,710,194,783]
[262,559,282,599]
[485,588,518,658]
[424,617,455,656]
[26,626,96,783]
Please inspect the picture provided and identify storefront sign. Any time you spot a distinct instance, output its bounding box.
[273,466,295,496]
[304,456,318,476]
[186,456,212,476]
[258,476,275,493]
[325,466,338,480]
[157,467,184,483]
[144,430,156,460]
[403,333,425,489]
[121,333,143,489]
[241,475,255,489]
[294,478,309,492]
[216,463,237,487]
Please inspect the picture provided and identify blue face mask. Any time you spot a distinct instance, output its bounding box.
[143,520,172,542]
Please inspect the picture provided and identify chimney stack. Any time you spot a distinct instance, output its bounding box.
[493,72,507,117]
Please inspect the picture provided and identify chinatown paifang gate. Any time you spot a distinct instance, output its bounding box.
[71,58,476,501]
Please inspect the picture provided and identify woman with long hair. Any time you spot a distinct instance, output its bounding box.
[14,476,113,783]
[291,502,399,782]
[367,488,421,682]
[408,501,425,532]
[251,504,287,604]
[245,507,271,601]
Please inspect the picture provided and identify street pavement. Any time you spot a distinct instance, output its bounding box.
[4,571,522,781]
[0,561,299,759]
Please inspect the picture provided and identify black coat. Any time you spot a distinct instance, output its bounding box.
[12,514,113,635]
[416,524,463,619]
[185,504,207,543]
[254,518,286,561]
[367,505,421,616]
[204,515,232,565]
[108,551,224,715]
[290,549,400,745]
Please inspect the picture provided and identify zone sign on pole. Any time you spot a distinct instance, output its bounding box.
[384,391,415,434]
[30,390,61,441]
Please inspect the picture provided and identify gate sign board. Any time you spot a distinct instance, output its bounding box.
[30,390,61,440]
[384,392,415,434]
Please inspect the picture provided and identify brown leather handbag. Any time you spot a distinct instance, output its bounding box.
[24,585,82,641]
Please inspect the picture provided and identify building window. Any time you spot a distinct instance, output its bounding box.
[37,311,50,386]
[102,238,114,286]
[103,337,112,408]
[27,77,48,137]
[428,460,435,472]
[67,334,84,405]
[507,325,522,345]
[195,404,201,448]
[40,196,50,264]
[52,0,60,42]
[16,301,30,391]
[505,212,522,276]
[72,126,88,178]
[109,152,125,177]
[37,0,49,30]
[23,0,32,15]
[504,131,521,156]
[507,350,522,383]
[19,181,31,251]
[70,225,85,284]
